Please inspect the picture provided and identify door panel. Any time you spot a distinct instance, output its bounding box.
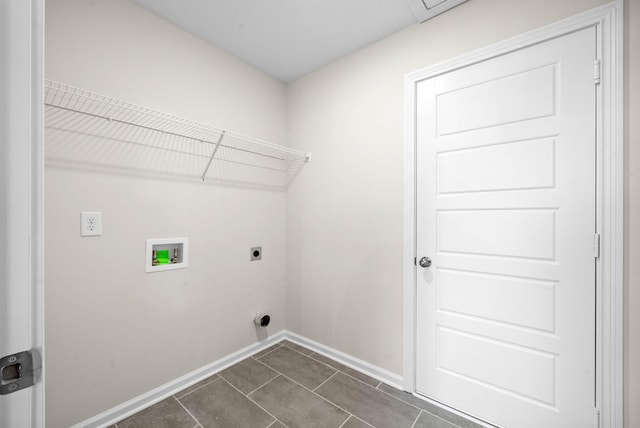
[415,27,596,428]
[437,269,556,332]
[438,209,557,259]
[437,327,557,405]
[436,137,556,194]
[436,64,556,135]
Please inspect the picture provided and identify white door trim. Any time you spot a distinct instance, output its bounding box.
[0,0,45,426]
[403,2,623,427]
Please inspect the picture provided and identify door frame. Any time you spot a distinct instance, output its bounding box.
[0,0,45,426]
[403,2,623,427]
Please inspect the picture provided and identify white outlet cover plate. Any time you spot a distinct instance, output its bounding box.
[81,211,102,237]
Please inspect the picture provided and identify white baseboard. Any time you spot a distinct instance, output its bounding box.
[73,331,286,428]
[71,331,404,428]
[283,331,404,389]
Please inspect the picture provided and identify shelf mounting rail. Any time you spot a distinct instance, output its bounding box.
[43,80,310,189]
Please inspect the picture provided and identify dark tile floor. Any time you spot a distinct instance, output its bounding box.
[110,340,482,428]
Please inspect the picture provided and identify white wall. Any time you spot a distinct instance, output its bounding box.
[286,1,640,427]
[44,1,287,427]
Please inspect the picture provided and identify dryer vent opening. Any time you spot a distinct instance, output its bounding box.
[254,313,270,328]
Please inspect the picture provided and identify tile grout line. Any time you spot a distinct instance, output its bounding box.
[374,385,426,413]
[337,416,350,428]
[242,356,286,396]
[306,352,382,390]
[279,341,315,357]
[374,385,475,427]
[251,343,284,360]
[220,376,286,427]
[421,409,465,428]
[375,387,472,427]
[172,395,203,428]
[257,368,358,426]
[312,370,339,392]
[410,410,422,428]
[355,415,376,428]
[338,415,375,428]
[243,370,281,396]
[266,419,285,428]
[173,376,220,400]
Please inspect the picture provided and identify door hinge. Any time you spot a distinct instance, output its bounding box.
[0,350,38,395]
[414,257,417,266]
[594,60,601,85]
[594,233,601,259]
[594,407,601,428]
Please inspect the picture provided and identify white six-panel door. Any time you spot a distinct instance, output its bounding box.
[415,27,597,428]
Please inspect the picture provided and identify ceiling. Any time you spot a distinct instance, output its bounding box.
[131,0,467,83]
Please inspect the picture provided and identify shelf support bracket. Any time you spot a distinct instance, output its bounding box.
[201,130,226,182]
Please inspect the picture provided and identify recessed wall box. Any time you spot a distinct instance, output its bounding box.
[250,246,262,261]
[145,238,188,273]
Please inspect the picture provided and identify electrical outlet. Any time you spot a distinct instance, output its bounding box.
[81,211,102,237]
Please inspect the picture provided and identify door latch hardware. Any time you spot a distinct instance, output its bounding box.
[419,256,432,268]
[0,350,36,395]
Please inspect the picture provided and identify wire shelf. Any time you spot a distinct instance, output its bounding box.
[44,80,310,190]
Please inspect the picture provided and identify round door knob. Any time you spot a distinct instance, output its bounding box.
[419,257,432,268]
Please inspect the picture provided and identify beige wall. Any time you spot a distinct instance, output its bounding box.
[45,1,287,427]
[286,0,638,426]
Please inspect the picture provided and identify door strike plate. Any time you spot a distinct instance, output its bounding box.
[0,350,35,395]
